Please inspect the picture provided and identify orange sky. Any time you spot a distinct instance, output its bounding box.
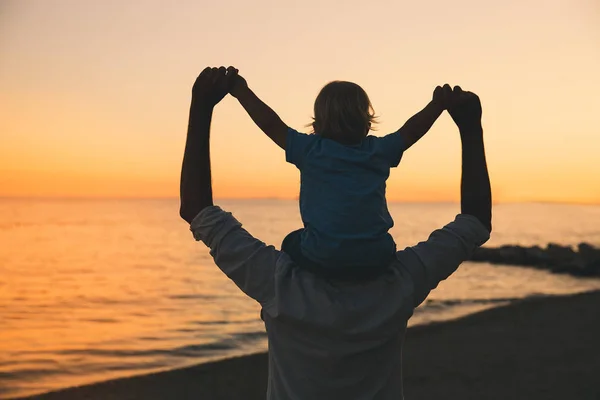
[1,0,599,203]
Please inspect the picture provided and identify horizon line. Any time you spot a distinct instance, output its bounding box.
[0,195,598,206]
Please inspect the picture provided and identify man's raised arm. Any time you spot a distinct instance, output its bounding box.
[179,67,229,223]
[450,87,492,232]
[179,66,280,308]
[397,86,492,308]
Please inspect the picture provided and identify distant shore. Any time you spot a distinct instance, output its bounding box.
[472,242,600,276]
[17,290,600,400]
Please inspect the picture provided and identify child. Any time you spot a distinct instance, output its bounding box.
[227,66,450,280]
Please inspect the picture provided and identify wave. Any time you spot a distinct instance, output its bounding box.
[421,296,526,308]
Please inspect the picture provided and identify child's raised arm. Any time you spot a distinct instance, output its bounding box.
[229,68,289,150]
[396,84,452,150]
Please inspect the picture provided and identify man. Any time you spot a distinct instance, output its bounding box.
[180,66,492,400]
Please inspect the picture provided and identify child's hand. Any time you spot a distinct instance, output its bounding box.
[432,84,452,110]
[228,67,249,98]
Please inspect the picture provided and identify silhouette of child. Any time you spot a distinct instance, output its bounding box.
[228,67,451,280]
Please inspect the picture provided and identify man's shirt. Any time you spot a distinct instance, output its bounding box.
[191,206,489,400]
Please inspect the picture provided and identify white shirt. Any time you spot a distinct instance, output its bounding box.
[191,206,490,400]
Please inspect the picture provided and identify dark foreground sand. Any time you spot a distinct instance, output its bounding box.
[22,290,600,400]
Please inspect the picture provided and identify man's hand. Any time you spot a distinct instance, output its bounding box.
[432,84,453,110]
[447,86,483,132]
[191,66,236,108]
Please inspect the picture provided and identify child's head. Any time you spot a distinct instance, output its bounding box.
[310,81,377,145]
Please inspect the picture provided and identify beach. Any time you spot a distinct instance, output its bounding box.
[19,290,600,400]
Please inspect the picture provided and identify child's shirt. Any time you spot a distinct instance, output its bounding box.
[286,128,406,269]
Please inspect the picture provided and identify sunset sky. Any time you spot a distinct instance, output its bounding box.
[1,0,599,203]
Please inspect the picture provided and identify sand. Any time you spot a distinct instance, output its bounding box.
[19,290,600,400]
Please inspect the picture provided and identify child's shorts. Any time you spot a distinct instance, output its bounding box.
[281,228,394,282]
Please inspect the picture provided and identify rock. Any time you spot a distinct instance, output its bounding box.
[578,243,600,263]
[589,261,600,276]
[522,246,549,266]
[551,257,591,276]
[545,243,576,266]
[470,242,600,278]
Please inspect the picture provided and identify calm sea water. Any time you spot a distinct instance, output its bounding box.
[1,199,600,398]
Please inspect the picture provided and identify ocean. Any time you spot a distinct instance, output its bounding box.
[1,199,600,398]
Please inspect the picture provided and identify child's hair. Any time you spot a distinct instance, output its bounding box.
[308,81,378,145]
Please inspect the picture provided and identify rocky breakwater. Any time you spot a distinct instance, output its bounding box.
[471,243,600,277]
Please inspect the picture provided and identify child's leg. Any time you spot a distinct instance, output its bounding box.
[282,229,395,281]
[281,229,324,272]
[281,229,303,259]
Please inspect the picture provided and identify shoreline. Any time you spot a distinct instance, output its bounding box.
[14,290,600,400]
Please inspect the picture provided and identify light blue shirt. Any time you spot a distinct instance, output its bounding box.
[190,206,490,400]
[286,128,406,268]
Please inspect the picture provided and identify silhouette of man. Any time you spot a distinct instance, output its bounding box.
[180,66,492,400]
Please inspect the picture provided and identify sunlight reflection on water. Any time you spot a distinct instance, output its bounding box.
[1,199,600,398]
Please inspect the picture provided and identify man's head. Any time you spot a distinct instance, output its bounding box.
[310,81,377,145]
